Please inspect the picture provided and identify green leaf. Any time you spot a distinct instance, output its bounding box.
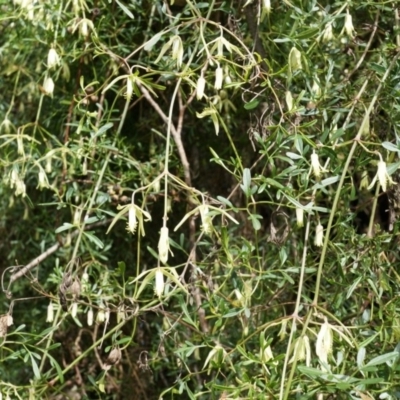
[244,99,260,110]
[83,231,104,249]
[30,353,41,380]
[361,351,399,369]
[49,355,64,384]
[382,141,400,153]
[55,223,74,233]
[92,122,114,139]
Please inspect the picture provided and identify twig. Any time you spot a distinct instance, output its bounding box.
[136,81,192,187]
[344,10,380,83]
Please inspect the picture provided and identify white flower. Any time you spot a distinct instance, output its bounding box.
[43,77,55,96]
[199,204,213,234]
[172,36,183,68]
[71,302,78,318]
[344,10,355,38]
[214,66,223,90]
[127,204,137,234]
[196,75,206,100]
[368,160,395,192]
[296,207,304,227]
[311,151,325,178]
[79,19,92,37]
[46,301,54,323]
[315,223,324,247]
[87,308,94,326]
[155,267,164,297]
[158,226,170,264]
[37,169,49,190]
[312,80,321,98]
[125,76,133,100]
[316,320,333,366]
[289,47,302,71]
[96,308,105,323]
[285,90,293,111]
[47,48,60,69]
[262,0,271,14]
[322,22,334,42]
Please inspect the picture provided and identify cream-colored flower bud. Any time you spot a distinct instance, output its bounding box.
[322,23,334,42]
[155,267,164,297]
[199,204,213,234]
[17,134,24,155]
[196,75,206,100]
[15,179,26,197]
[0,118,12,134]
[125,76,133,101]
[96,308,105,323]
[316,320,333,365]
[314,223,324,246]
[45,157,52,173]
[43,77,55,96]
[311,151,325,178]
[296,207,304,227]
[262,0,271,14]
[47,48,60,69]
[80,19,92,37]
[46,301,54,323]
[214,66,223,90]
[312,80,321,98]
[87,308,94,326]
[71,302,78,318]
[158,226,170,264]
[344,10,355,38]
[37,169,48,190]
[289,47,302,71]
[172,36,183,68]
[285,90,293,111]
[127,204,137,234]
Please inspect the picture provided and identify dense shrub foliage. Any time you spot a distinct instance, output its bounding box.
[1,0,400,399]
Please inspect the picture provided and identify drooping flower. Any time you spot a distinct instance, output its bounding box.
[310,151,326,178]
[47,48,60,69]
[289,47,302,72]
[262,0,271,14]
[344,10,356,38]
[368,159,395,192]
[87,308,94,326]
[196,75,206,100]
[46,301,54,323]
[322,22,334,42]
[296,207,304,227]
[214,66,223,90]
[127,204,137,234]
[43,77,55,96]
[155,267,164,297]
[316,319,333,365]
[314,223,324,247]
[158,227,170,264]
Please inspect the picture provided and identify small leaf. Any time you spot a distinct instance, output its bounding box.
[116,0,134,19]
[144,32,163,51]
[244,99,259,110]
[361,351,399,369]
[83,231,104,249]
[55,223,74,233]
